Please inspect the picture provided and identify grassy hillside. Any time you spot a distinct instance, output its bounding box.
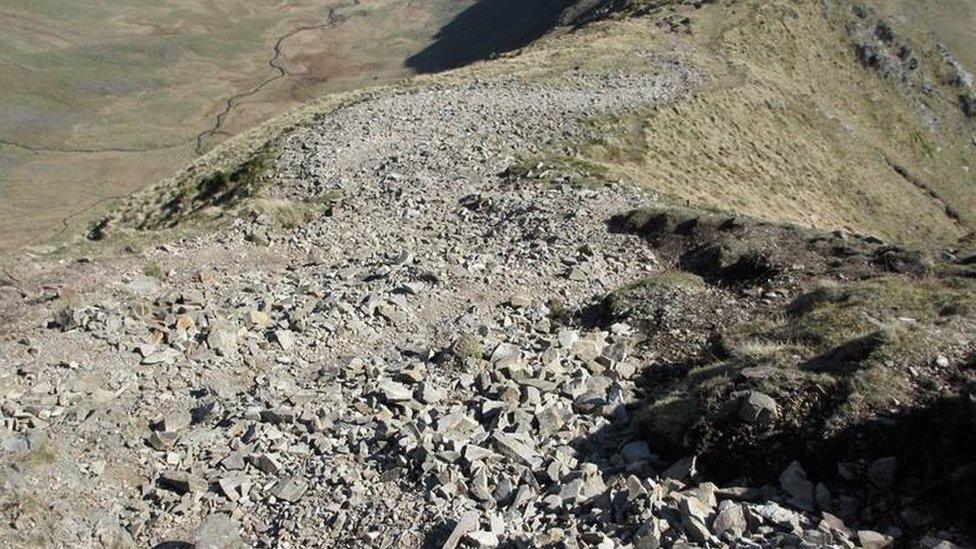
[513,0,970,247]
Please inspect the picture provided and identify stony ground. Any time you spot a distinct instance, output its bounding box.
[0,59,965,548]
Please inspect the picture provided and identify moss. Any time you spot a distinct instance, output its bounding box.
[783,276,975,350]
[961,91,976,118]
[618,206,703,237]
[87,147,274,241]
[155,151,270,228]
[452,334,484,361]
[605,269,707,319]
[616,270,706,295]
[634,391,699,451]
[24,445,57,467]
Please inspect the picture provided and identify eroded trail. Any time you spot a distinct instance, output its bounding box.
[0,64,810,548]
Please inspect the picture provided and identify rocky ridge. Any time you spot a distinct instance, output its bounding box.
[0,53,971,549]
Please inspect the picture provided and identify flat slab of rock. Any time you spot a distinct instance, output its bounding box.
[268,476,308,503]
[491,431,542,468]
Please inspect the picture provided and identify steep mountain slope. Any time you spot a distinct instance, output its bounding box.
[557,0,976,245]
[0,1,974,548]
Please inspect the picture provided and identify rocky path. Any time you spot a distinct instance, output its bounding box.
[0,62,912,548]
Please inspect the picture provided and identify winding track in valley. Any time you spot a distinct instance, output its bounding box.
[1,3,361,248]
[192,5,355,155]
[0,8,351,158]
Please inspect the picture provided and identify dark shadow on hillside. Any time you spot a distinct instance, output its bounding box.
[405,0,577,73]
[574,387,976,537]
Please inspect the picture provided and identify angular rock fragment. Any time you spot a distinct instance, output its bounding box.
[207,322,239,357]
[442,511,479,549]
[737,391,778,423]
[159,470,208,495]
[779,461,815,511]
[712,503,747,537]
[858,530,894,549]
[377,379,413,402]
[867,457,897,489]
[195,514,243,549]
[491,431,542,468]
[620,441,652,464]
[268,476,308,503]
[465,530,499,548]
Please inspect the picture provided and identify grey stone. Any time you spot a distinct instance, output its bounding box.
[491,431,542,468]
[141,348,181,365]
[195,514,243,549]
[469,467,493,502]
[438,413,481,442]
[418,382,445,404]
[378,379,412,402]
[260,407,295,424]
[268,476,308,502]
[632,519,662,549]
[712,504,747,537]
[247,453,282,474]
[620,441,652,464]
[663,456,697,481]
[159,411,192,432]
[867,457,897,489]
[918,536,962,549]
[442,511,479,549]
[146,431,179,451]
[557,329,579,349]
[738,391,778,423]
[752,502,803,532]
[207,321,239,357]
[159,470,207,495]
[535,405,568,437]
[220,450,247,471]
[571,337,604,362]
[572,390,606,414]
[857,530,893,549]
[684,515,714,545]
[578,463,607,501]
[218,478,250,502]
[127,276,159,296]
[275,330,297,351]
[680,494,713,523]
[819,512,852,538]
[465,530,499,548]
[779,461,815,511]
[490,343,521,364]
[1,435,29,454]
